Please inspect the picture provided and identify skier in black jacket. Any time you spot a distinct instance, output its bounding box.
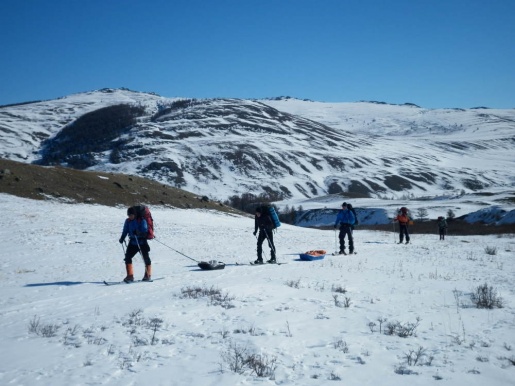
[253,207,277,264]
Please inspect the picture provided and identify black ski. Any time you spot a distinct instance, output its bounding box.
[103,277,163,286]
[248,261,287,265]
[331,251,357,256]
[234,261,287,266]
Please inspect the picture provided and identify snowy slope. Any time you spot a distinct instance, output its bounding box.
[1,194,514,385]
[0,89,169,161]
[1,89,514,204]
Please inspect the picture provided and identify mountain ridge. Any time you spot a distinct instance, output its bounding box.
[1,88,514,204]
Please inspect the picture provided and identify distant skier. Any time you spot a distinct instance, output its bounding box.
[437,216,448,240]
[253,206,277,264]
[394,207,411,244]
[119,207,152,282]
[334,202,356,255]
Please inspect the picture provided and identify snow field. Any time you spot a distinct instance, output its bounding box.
[0,194,514,385]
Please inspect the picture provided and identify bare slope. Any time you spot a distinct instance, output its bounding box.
[0,158,235,212]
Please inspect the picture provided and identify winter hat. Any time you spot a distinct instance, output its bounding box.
[127,207,136,216]
[341,202,347,207]
[255,207,262,213]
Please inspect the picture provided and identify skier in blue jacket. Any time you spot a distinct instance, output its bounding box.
[119,207,151,282]
[334,202,356,255]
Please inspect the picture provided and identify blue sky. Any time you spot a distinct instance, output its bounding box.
[1,0,514,108]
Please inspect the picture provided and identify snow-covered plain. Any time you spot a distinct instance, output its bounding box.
[1,193,514,385]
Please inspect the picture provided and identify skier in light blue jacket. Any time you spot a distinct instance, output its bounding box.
[334,202,356,255]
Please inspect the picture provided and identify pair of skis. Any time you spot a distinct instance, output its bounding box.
[331,251,357,256]
[236,261,287,266]
[103,277,163,286]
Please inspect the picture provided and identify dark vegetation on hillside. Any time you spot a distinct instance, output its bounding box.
[224,192,285,212]
[38,104,146,169]
[319,222,515,236]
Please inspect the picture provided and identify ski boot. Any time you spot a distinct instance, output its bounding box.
[142,265,152,281]
[123,264,134,283]
[254,259,264,264]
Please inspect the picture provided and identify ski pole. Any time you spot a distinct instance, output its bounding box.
[133,234,145,262]
[153,238,199,263]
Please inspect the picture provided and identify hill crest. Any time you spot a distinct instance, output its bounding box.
[1,88,514,202]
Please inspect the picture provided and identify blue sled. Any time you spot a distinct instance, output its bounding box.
[299,250,326,261]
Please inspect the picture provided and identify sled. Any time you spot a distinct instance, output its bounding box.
[299,250,326,261]
[198,260,226,270]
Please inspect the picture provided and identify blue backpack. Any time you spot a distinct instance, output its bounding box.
[261,205,281,229]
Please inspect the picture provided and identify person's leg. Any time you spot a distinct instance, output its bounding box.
[347,228,354,253]
[123,245,139,282]
[339,228,346,252]
[265,230,276,262]
[141,243,152,280]
[255,232,266,263]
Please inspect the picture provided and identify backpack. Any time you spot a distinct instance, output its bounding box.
[261,205,281,229]
[398,207,411,219]
[397,207,413,224]
[131,205,155,239]
[347,203,359,225]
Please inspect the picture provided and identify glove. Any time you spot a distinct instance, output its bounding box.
[119,238,124,244]
[253,231,257,236]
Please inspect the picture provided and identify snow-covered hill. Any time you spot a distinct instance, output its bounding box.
[1,89,514,204]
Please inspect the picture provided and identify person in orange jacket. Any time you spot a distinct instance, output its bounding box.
[394,207,411,244]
